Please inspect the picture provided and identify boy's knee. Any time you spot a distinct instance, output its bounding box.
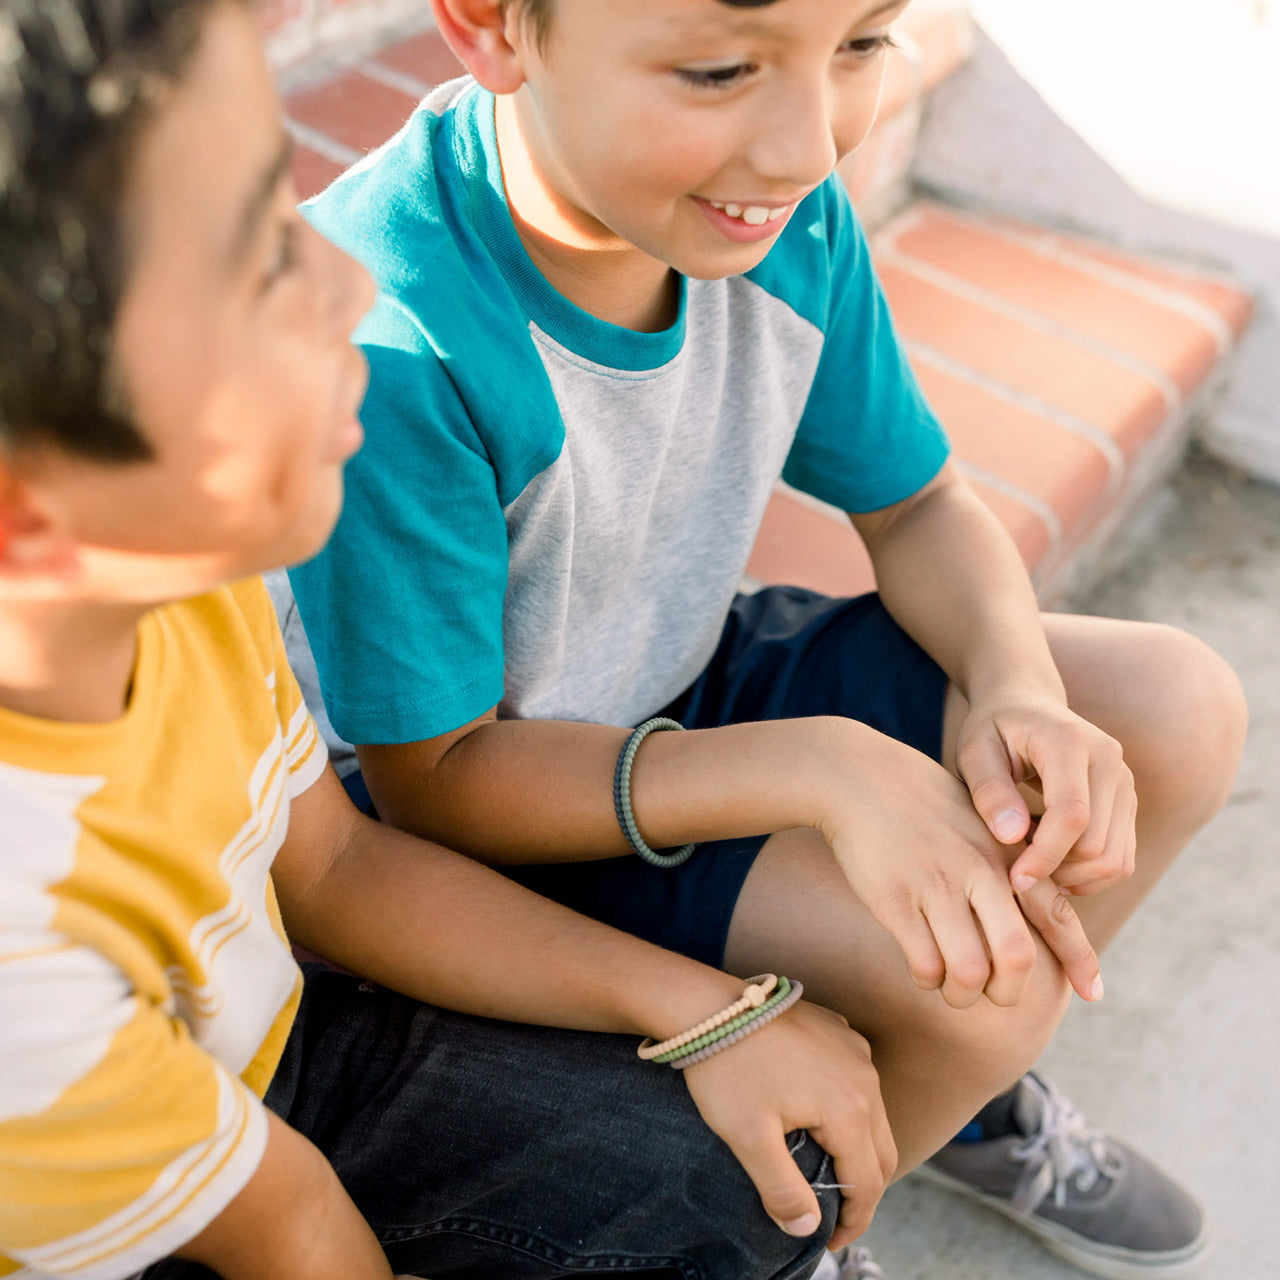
[1123,625,1247,812]
[935,937,1070,1091]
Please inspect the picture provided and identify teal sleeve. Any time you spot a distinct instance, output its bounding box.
[288,299,509,745]
[769,181,951,512]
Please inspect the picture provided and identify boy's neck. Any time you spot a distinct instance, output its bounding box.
[495,95,680,334]
[0,600,147,724]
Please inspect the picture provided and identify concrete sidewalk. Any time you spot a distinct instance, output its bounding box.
[862,447,1280,1278]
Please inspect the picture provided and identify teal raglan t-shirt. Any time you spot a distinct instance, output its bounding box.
[285,78,950,753]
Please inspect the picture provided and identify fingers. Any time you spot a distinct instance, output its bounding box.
[958,732,1032,846]
[818,1109,898,1250]
[1017,876,1103,1001]
[1051,778,1137,893]
[1009,729,1134,892]
[1008,737,1091,886]
[967,877,1039,1007]
[683,1005,892,1252]
[721,1122,826,1240]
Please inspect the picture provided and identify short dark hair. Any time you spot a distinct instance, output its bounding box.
[0,0,235,462]
[504,0,783,48]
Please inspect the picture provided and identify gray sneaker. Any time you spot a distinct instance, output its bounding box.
[812,1247,885,1280]
[914,1073,1208,1279]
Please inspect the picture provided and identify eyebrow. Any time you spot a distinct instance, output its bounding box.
[226,131,296,270]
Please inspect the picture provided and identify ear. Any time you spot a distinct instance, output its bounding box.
[429,0,529,95]
[0,463,79,585]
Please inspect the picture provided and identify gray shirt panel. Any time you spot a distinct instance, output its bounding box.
[501,275,823,726]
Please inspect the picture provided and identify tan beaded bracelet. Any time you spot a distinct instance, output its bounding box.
[636,974,779,1061]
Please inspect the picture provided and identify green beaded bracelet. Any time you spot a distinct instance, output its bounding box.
[652,977,795,1062]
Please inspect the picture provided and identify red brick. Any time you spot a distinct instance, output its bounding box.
[888,208,1224,397]
[286,70,417,155]
[1028,234,1256,340]
[746,492,876,596]
[292,145,346,201]
[913,364,1113,541]
[876,260,1168,459]
[372,29,466,88]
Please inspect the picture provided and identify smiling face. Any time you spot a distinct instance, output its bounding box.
[499,0,908,283]
[17,1,375,604]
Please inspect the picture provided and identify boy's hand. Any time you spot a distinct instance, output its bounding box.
[681,1000,895,1252]
[954,692,1137,898]
[815,731,1101,1007]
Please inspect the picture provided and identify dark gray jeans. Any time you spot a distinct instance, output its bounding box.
[144,966,838,1280]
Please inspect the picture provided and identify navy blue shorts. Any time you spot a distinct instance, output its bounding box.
[507,587,948,969]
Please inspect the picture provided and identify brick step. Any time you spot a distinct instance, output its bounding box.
[749,203,1252,603]
[276,13,1254,607]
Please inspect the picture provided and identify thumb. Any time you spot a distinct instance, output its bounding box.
[726,1125,823,1239]
[959,734,1030,846]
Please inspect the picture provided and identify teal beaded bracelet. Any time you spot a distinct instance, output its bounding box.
[612,717,697,869]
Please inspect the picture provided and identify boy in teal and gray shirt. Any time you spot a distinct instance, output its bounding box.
[283,2,1246,1274]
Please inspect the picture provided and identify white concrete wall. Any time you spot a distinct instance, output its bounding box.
[913,20,1280,485]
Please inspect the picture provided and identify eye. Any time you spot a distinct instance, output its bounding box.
[842,32,899,59]
[674,61,757,91]
[261,220,302,291]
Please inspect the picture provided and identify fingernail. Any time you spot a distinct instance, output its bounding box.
[1090,976,1105,1001]
[782,1212,820,1237]
[1012,874,1037,893]
[994,809,1023,841]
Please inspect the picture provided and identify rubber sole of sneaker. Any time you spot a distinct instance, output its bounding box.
[911,1163,1210,1280]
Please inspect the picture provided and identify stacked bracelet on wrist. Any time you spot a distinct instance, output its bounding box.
[637,974,805,1070]
[613,717,697,868]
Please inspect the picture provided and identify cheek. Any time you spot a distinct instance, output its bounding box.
[833,67,890,157]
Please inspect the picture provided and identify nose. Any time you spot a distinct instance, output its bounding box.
[746,63,888,189]
[744,78,841,190]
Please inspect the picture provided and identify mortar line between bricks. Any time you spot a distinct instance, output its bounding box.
[874,244,1184,410]
[357,58,432,102]
[285,119,361,167]
[902,338,1128,493]
[942,213,1240,353]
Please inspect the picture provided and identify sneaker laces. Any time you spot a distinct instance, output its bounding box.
[1009,1074,1124,1216]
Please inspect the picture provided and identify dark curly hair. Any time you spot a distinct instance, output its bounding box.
[0,0,242,461]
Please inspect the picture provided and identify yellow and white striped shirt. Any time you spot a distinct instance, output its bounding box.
[0,577,326,1278]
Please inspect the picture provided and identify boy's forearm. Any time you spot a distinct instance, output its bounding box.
[359,711,869,868]
[855,468,1066,707]
[175,1112,393,1280]
[275,769,751,1042]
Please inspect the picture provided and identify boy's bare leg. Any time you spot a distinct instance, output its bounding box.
[942,613,1247,955]
[724,827,1072,1177]
[725,614,1244,1184]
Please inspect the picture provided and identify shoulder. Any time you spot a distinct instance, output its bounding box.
[744,176,870,329]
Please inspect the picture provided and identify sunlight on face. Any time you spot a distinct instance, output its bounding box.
[501,0,910,280]
[35,2,374,604]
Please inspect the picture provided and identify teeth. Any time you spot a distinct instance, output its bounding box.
[707,198,791,226]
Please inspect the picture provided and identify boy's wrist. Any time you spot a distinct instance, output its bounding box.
[619,959,759,1045]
